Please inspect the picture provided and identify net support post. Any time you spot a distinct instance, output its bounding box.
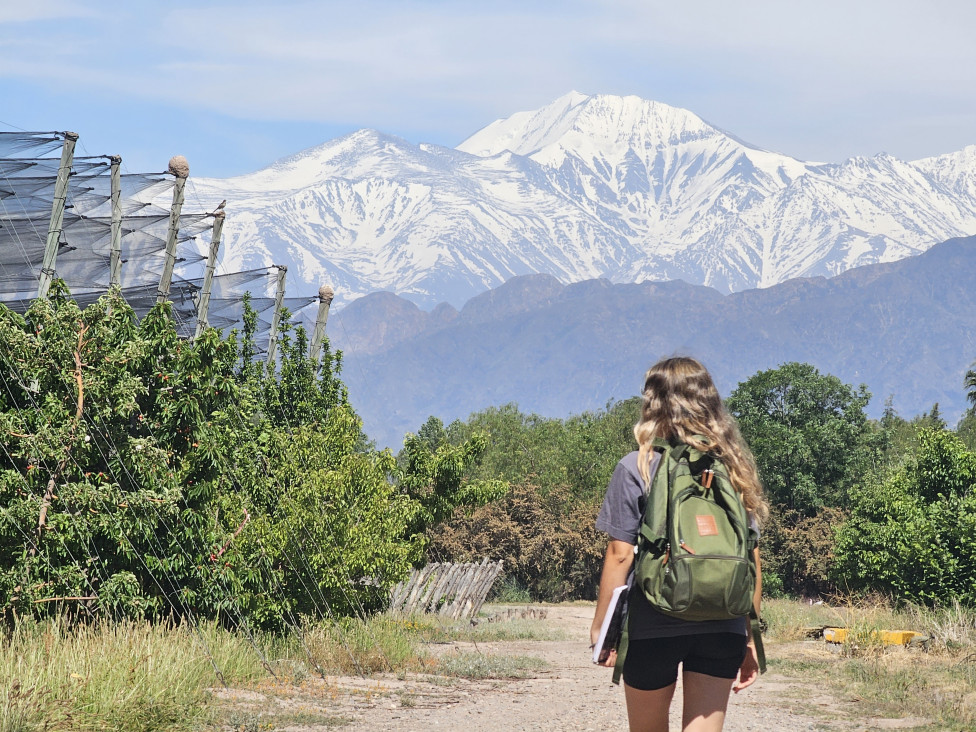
[265,265,287,370]
[309,284,335,368]
[36,131,78,299]
[108,155,123,287]
[156,155,189,305]
[193,209,224,340]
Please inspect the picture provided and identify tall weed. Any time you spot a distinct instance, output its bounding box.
[0,618,263,732]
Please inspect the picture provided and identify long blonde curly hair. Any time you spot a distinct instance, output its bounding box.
[634,356,768,523]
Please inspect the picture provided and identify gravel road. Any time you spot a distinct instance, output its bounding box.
[235,606,931,731]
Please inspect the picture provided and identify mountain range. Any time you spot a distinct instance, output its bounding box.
[330,236,976,448]
[194,92,976,309]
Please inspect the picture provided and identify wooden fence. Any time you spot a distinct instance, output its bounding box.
[388,559,504,619]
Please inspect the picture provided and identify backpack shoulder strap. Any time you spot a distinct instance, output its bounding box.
[637,446,670,555]
[750,606,767,674]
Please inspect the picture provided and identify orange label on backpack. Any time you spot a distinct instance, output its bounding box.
[696,515,719,536]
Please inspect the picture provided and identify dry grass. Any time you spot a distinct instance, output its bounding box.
[0,610,554,731]
[435,650,548,679]
[0,617,264,732]
[763,598,976,731]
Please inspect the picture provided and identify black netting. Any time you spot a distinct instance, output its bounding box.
[0,212,212,295]
[2,131,318,346]
[0,173,171,219]
[0,131,63,158]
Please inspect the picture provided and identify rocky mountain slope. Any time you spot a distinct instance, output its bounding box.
[329,236,976,448]
[192,93,976,309]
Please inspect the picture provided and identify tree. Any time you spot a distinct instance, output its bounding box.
[957,410,976,452]
[445,399,640,500]
[833,429,976,606]
[445,404,571,491]
[916,402,947,431]
[966,360,976,409]
[396,429,507,542]
[726,363,874,514]
[429,482,605,602]
[0,285,492,626]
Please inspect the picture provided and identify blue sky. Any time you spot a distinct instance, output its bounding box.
[2,0,974,178]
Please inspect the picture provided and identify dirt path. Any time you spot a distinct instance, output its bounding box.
[222,606,932,731]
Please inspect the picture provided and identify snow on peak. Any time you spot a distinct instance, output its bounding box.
[209,129,419,192]
[457,91,716,160]
[191,92,976,312]
[455,92,813,181]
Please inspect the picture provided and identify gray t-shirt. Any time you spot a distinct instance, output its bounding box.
[596,450,750,639]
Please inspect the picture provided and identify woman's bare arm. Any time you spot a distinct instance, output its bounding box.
[734,547,763,692]
[590,539,635,664]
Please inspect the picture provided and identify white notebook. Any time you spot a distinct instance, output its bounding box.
[593,584,629,664]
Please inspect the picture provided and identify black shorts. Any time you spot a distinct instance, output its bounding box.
[623,633,747,691]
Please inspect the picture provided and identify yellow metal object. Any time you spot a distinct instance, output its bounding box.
[878,630,923,645]
[823,627,847,643]
[823,627,924,646]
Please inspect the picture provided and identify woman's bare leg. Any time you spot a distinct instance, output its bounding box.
[624,681,677,732]
[681,671,734,732]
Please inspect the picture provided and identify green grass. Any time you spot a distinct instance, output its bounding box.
[0,617,264,732]
[297,615,428,676]
[489,576,533,603]
[398,614,565,643]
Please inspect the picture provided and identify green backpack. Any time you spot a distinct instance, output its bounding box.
[612,439,765,684]
[635,439,757,621]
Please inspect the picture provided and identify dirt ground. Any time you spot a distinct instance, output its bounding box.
[217,605,934,731]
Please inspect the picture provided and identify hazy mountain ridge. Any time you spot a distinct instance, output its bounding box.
[192,93,976,308]
[331,236,976,448]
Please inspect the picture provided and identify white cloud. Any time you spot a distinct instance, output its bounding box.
[2,0,975,161]
[0,1,97,23]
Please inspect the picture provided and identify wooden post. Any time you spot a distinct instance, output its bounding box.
[265,265,287,369]
[309,284,335,365]
[36,131,78,299]
[156,155,189,305]
[193,209,224,339]
[470,560,504,617]
[108,155,123,287]
[403,564,437,613]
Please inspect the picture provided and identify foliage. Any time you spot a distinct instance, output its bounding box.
[957,409,976,452]
[760,506,847,598]
[833,428,976,606]
[965,360,976,409]
[429,482,605,602]
[417,398,641,604]
[726,362,876,514]
[0,284,491,627]
[445,399,640,499]
[878,396,917,466]
[397,418,507,544]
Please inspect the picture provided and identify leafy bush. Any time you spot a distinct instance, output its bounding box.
[429,483,605,602]
[0,286,496,626]
[761,506,847,598]
[833,429,976,605]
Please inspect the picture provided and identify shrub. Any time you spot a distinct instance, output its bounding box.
[429,483,605,602]
[761,506,847,598]
[833,429,976,606]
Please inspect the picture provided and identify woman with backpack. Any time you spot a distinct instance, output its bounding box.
[591,356,768,732]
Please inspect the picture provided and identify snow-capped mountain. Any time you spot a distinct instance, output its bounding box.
[191,92,976,307]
